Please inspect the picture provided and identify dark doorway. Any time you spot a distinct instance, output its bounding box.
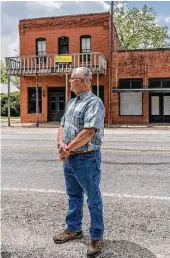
[48,87,65,121]
[149,93,170,123]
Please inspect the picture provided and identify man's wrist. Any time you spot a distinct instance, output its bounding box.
[57,142,64,149]
[65,145,70,152]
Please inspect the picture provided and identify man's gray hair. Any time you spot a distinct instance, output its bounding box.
[73,67,92,85]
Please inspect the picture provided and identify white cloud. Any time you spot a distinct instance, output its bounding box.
[1,34,19,60]
[38,1,62,8]
[1,1,169,62]
[164,16,170,24]
[157,15,170,26]
[1,1,111,62]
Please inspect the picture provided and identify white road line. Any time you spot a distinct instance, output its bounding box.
[2,187,170,201]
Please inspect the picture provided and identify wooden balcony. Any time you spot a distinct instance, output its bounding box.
[5,52,107,76]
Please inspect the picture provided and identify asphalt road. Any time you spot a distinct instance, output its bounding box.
[1,127,170,258]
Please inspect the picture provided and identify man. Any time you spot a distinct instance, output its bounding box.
[53,67,105,257]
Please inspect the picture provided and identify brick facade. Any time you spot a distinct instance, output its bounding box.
[112,49,170,124]
[18,12,170,124]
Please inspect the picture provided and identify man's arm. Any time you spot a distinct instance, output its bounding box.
[57,125,64,146]
[57,125,69,160]
[66,128,95,152]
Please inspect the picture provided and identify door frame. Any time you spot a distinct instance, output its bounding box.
[47,87,65,122]
[149,93,170,123]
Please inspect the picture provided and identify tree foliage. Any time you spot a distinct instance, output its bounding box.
[0,61,8,83]
[1,92,20,116]
[113,4,170,50]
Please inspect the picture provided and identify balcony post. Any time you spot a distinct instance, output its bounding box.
[7,75,11,127]
[65,72,68,106]
[36,73,39,127]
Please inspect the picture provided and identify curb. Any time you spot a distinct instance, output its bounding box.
[1,123,170,129]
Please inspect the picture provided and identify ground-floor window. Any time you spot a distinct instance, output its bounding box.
[120,92,143,115]
[28,87,42,113]
[119,79,143,116]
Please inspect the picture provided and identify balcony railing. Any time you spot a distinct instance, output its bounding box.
[5,52,107,76]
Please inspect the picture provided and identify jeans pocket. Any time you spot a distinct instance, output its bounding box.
[80,152,95,160]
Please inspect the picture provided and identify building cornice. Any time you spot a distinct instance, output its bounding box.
[19,12,110,34]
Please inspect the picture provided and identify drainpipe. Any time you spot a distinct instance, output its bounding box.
[7,75,11,127]
[36,73,39,127]
[108,1,114,127]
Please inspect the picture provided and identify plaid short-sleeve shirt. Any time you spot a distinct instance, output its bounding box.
[61,90,105,151]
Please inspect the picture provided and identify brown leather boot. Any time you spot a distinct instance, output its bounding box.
[53,229,83,244]
[87,239,104,257]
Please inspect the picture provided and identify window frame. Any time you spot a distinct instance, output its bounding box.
[80,35,91,62]
[149,78,170,88]
[119,92,143,116]
[36,38,46,64]
[118,78,143,116]
[58,36,69,54]
[119,78,143,89]
[80,35,91,54]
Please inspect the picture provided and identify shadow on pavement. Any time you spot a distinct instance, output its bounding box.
[78,237,157,258]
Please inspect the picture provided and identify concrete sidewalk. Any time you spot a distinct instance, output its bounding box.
[1,119,170,129]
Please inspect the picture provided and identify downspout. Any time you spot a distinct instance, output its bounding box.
[109,1,114,126]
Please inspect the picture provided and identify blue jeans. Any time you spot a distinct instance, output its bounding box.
[63,150,104,240]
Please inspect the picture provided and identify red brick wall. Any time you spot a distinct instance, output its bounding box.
[19,13,113,123]
[19,12,170,125]
[19,13,111,58]
[20,74,109,123]
[112,49,170,124]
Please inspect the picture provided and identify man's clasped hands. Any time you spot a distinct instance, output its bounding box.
[58,143,70,161]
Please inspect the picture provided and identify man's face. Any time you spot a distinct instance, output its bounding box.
[69,72,84,94]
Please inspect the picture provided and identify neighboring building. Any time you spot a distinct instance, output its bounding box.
[113,49,170,124]
[5,12,170,124]
[0,82,19,94]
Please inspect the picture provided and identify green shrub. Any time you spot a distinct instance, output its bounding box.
[1,92,20,116]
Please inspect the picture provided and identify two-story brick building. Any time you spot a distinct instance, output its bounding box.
[5,12,170,124]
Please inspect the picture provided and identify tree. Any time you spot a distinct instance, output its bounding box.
[0,61,8,83]
[1,92,20,116]
[113,4,170,50]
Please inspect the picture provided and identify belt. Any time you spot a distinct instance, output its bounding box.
[69,150,95,156]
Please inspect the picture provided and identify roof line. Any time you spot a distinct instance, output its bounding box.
[19,11,110,22]
[117,48,170,52]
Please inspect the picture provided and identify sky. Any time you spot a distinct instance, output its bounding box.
[1,1,170,62]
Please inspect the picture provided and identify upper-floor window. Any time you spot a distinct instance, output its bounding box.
[58,37,69,54]
[80,35,91,62]
[36,38,46,64]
